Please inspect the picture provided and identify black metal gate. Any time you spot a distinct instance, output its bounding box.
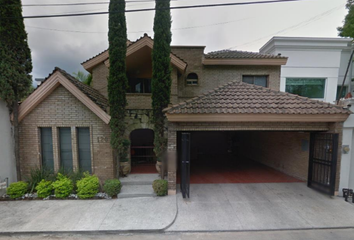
[308,133,339,196]
[181,133,191,198]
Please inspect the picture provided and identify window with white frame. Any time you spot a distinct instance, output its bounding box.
[186,73,198,85]
[285,78,326,98]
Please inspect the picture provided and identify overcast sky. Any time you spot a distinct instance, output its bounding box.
[22,0,349,84]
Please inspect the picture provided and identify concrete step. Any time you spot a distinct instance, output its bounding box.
[118,184,156,199]
[120,174,160,185]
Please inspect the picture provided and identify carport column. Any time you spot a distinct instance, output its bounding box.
[328,122,344,195]
[167,122,177,195]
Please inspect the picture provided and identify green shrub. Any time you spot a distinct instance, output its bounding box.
[76,172,99,199]
[35,180,53,198]
[52,173,73,198]
[25,166,53,193]
[152,179,168,196]
[103,179,122,197]
[6,181,28,199]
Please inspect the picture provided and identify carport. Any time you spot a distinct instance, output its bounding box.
[179,131,307,184]
[164,81,350,196]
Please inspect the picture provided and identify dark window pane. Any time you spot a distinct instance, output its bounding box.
[41,128,54,171]
[286,78,325,98]
[77,128,92,173]
[254,76,267,87]
[128,78,151,93]
[242,76,268,87]
[336,86,347,100]
[186,73,198,85]
[242,76,253,84]
[59,128,73,171]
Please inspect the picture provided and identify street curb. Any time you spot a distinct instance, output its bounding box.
[164,226,354,233]
[1,226,354,236]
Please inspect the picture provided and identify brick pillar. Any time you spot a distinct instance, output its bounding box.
[52,127,60,172]
[328,122,344,195]
[167,122,177,195]
[71,126,79,171]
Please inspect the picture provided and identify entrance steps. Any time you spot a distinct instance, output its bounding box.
[119,174,159,199]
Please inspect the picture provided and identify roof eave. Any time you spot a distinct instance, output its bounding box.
[82,36,187,73]
[165,113,349,123]
[202,58,288,66]
[19,70,111,124]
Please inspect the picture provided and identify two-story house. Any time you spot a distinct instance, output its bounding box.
[18,34,350,196]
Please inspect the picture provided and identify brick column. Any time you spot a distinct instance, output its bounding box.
[52,127,60,172]
[167,122,177,195]
[328,122,344,195]
[71,126,79,171]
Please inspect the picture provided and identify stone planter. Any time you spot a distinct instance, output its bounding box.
[120,162,131,176]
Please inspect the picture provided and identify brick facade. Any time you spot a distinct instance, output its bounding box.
[19,86,115,182]
[171,47,281,102]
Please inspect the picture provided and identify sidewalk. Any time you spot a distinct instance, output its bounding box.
[0,195,177,233]
[1,183,354,234]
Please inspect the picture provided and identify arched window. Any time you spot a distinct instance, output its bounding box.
[186,73,198,85]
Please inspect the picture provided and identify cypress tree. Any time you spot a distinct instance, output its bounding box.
[151,0,172,168]
[108,0,129,173]
[0,0,33,180]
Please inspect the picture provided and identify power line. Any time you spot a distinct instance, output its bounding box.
[227,3,345,49]
[26,16,252,34]
[9,0,306,19]
[6,0,178,7]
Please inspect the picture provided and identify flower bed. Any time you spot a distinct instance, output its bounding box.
[1,168,122,201]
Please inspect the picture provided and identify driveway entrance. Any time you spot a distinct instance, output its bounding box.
[167,182,354,231]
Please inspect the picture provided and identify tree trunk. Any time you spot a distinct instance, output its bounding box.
[13,101,21,181]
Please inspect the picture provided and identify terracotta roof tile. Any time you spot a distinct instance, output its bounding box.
[165,81,350,115]
[205,50,287,59]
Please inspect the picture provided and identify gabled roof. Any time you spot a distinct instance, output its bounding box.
[203,50,288,66]
[82,34,187,72]
[164,81,350,122]
[19,67,110,124]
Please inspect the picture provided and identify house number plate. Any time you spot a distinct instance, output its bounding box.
[97,136,109,143]
[0,181,7,190]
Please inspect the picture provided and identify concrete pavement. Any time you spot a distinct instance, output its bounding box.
[1,182,354,234]
[0,195,177,233]
[167,182,354,231]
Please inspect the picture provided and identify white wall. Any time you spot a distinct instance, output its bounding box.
[0,100,16,195]
[340,100,354,194]
[260,37,353,104]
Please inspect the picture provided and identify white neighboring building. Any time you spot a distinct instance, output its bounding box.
[0,99,16,195]
[260,37,354,195]
[260,37,353,103]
